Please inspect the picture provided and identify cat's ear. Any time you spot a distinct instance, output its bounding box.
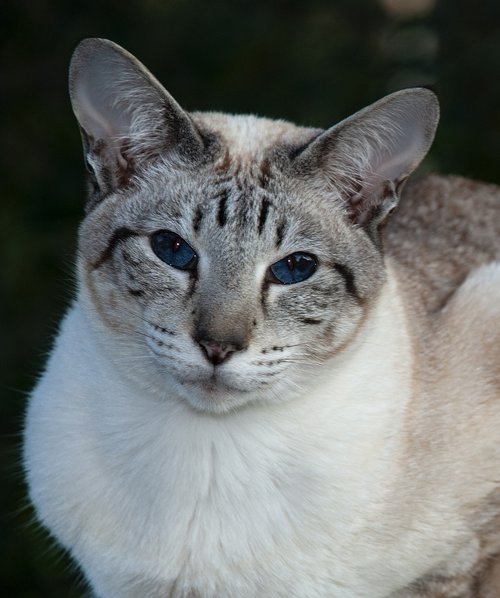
[292,88,439,236]
[69,38,205,208]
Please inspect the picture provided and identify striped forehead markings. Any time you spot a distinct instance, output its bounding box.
[192,205,204,232]
[258,157,271,189]
[193,181,278,236]
[258,198,271,235]
[217,189,229,227]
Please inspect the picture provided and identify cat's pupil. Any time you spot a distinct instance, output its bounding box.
[295,256,310,271]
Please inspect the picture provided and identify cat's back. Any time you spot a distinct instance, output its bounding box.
[385,176,500,593]
[385,174,500,313]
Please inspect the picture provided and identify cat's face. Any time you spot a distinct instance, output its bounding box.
[71,39,438,413]
[79,115,384,413]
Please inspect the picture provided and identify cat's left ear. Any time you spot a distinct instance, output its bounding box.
[292,88,439,235]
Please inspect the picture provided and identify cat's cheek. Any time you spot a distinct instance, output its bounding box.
[317,311,365,361]
[82,265,127,331]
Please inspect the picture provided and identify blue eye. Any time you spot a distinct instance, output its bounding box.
[150,230,197,271]
[268,252,317,284]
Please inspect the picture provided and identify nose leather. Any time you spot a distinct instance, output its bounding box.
[197,339,244,365]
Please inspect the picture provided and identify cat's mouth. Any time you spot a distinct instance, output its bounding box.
[173,370,256,413]
[183,372,251,396]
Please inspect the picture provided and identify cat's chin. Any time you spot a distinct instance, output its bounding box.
[171,377,259,414]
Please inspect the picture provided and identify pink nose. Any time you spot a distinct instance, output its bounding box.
[198,339,243,365]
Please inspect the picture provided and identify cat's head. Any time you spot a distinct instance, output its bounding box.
[70,38,438,413]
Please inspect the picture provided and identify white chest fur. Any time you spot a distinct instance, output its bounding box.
[24,275,454,597]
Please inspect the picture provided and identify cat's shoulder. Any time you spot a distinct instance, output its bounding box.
[385,174,500,313]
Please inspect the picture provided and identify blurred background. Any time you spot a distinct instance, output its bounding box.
[2,0,500,595]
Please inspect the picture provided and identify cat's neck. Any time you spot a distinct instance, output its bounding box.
[31,261,417,595]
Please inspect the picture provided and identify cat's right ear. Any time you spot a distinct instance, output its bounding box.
[70,38,205,210]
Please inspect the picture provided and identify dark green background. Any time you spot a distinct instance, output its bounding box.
[3,0,500,595]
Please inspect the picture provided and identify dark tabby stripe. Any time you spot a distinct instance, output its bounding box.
[300,318,323,325]
[217,190,229,226]
[92,227,139,269]
[127,287,144,297]
[334,263,363,304]
[258,157,271,189]
[258,198,271,235]
[193,205,204,232]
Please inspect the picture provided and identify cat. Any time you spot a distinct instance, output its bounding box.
[23,38,500,597]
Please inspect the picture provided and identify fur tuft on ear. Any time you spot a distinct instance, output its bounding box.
[292,88,439,235]
[69,38,205,209]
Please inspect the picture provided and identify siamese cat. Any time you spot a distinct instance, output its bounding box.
[24,38,500,597]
